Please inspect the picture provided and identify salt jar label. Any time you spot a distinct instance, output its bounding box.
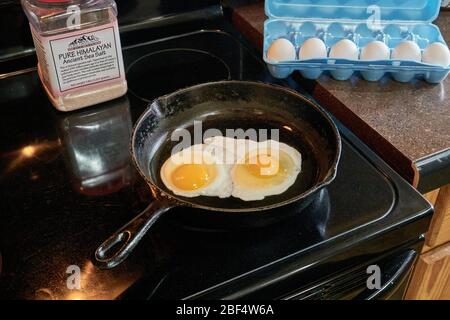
[31,21,124,93]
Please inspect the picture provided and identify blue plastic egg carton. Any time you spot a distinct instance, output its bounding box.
[263,0,450,83]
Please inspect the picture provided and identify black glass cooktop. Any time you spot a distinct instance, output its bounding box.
[0,29,431,300]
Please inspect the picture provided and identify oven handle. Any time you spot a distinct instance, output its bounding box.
[357,250,417,300]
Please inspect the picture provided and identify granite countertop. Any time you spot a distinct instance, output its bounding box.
[227,1,450,192]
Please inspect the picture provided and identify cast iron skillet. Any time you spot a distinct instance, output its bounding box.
[94,81,341,269]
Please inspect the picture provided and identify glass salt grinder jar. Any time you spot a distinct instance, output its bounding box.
[21,0,127,111]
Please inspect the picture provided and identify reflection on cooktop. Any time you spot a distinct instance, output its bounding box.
[126,49,231,102]
[54,97,133,196]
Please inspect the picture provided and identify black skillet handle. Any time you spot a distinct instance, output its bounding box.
[94,200,175,269]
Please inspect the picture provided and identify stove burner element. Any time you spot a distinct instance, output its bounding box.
[126,49,231,102]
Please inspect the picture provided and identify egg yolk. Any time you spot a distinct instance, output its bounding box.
[171,164,216,191]
[245,153,281,178]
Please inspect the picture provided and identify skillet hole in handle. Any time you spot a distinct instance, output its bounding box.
[95,231,132,263]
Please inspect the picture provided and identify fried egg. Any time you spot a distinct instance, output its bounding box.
[160,144,232,198]
[161,137,302,201]
[231,140,302,201]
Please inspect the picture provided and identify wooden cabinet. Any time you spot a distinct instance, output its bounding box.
[425,185,450,249]
[406,243,450,300]
[406,184,450,300]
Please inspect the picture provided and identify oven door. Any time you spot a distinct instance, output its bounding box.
[283,250,418,300]
[357,250,416,300]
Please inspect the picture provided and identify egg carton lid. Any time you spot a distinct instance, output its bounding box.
[265,0,442,23]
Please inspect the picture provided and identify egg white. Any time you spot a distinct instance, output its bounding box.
[231,140,302,201]
[204,136,259,164]
[160,144,233,198]
[161,138,303,202]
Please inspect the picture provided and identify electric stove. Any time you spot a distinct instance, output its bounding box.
[0,1,432,300]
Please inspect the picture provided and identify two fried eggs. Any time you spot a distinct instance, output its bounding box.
[160,136,302,201]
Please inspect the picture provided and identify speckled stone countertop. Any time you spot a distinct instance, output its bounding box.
[227,1,450,192]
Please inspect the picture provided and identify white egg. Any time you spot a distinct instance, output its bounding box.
[231,141,302,201]
[160,144,232,198]
[422,42,450,67]
[329,39,359,60]
[299,37,328,60]
[391,41,422,62]
[267,38,296,62]
[360,41,390,61]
